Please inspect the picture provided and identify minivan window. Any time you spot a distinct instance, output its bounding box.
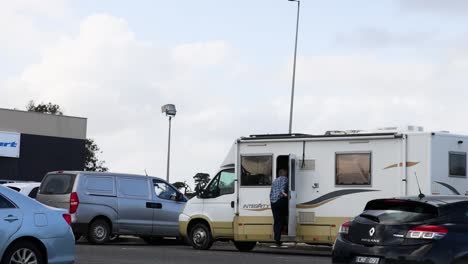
[40,174,76,195]
[361,199,439,224]
[153,180,177,200]
[118,178,149,198]
[85,176,115,196]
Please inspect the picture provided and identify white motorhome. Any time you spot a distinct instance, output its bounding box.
[179,126,468,251]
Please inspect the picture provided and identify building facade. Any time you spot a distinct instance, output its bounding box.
[0,108,87,182]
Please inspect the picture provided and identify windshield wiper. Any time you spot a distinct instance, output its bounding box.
[359,213,380,223]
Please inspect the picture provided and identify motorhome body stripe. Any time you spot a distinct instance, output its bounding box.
[434,181,461,195]
[383,161,419,169]
[297,189,379,209]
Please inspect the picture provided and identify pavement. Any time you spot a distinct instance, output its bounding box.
[76,236,332,264]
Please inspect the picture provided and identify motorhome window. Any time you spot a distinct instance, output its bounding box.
[449,152,466,177]
[336,153,371,185]
[153,180,177,200]
[241,155,273,186]
[39,174,76,194]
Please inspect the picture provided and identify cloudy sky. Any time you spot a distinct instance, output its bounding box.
[2,0,468,187]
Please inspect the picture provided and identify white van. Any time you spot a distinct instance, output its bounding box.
[179,126,468,251]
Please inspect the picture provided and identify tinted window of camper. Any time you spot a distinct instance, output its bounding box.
[335,153,371,185]
[449,152,467,177]
[241,155,273,186]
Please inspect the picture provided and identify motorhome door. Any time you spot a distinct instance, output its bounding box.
[288,154,297,237]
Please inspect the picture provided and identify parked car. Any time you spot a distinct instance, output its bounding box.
[3,182,41,199]
[0,185,75,264]
[36,171,187,245]
[332,195,468,264]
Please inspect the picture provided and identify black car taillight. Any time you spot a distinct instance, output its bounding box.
[406,225,447,240]
[339,221,350,234]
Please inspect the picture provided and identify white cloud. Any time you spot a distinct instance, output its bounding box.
[4,13,251,186]
[0,0,71,58]
[399,0,468,15]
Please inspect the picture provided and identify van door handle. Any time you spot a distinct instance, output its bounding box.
[231,201,235,208]
[146,202,162,209]
[4,215,18,223]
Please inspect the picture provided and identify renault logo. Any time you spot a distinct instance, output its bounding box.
[369,227,375,237]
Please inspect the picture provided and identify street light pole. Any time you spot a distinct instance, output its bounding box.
[288,0,300,134]
[166,116,172,182]
[161,104,177,183]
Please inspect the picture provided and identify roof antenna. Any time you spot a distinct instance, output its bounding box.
[414,172,425,199]
[144,169,148,177]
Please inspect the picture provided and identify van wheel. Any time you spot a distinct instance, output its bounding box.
[2,240,44,264]
[88,219,110,244]
[233,241,256,252]
[189,223,213,250]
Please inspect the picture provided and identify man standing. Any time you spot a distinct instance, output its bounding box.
[270,168,289,247]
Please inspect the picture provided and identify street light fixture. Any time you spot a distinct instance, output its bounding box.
[288,0,300,134]
[161,104,177,182]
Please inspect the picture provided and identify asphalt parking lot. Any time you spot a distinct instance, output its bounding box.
[76,237,332,264]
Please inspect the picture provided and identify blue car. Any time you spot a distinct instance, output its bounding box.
[0,185,75,264]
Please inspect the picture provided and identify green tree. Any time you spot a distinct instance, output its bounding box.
[84,138,108,172]
[26,100,63,115]
[26,101,108,171]
[193,172,210,194]
[172,181,192,195]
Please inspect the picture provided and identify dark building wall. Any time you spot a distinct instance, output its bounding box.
[0,133,85,182]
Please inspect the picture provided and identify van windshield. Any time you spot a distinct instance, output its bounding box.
[40,174,76,194]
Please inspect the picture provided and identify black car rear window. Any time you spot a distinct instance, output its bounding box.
[40,174,76,195]
[361,199,439,224]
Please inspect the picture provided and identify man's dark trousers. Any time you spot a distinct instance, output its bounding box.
[271,197,288,243]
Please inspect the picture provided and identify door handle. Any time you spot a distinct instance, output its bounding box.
[146,202,162,209]
[231,201,235,208]
[4,215,18,223]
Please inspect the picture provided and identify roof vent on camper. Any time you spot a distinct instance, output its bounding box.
[377,126,424,133]
[324,130,362,136]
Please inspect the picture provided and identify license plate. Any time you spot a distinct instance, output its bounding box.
[355,256,380,264]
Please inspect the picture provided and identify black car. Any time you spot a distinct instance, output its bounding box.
[332,195,468,264]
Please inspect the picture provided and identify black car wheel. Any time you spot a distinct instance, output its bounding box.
[189,223,213,250]
[88,219,110,244]
[2,240,44,264]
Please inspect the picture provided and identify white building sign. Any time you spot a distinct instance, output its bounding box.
[0,132,20,158]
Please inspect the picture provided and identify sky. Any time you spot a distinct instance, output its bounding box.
[1,0,468,188]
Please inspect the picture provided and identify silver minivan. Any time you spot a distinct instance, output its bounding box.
[36,171,187,244]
